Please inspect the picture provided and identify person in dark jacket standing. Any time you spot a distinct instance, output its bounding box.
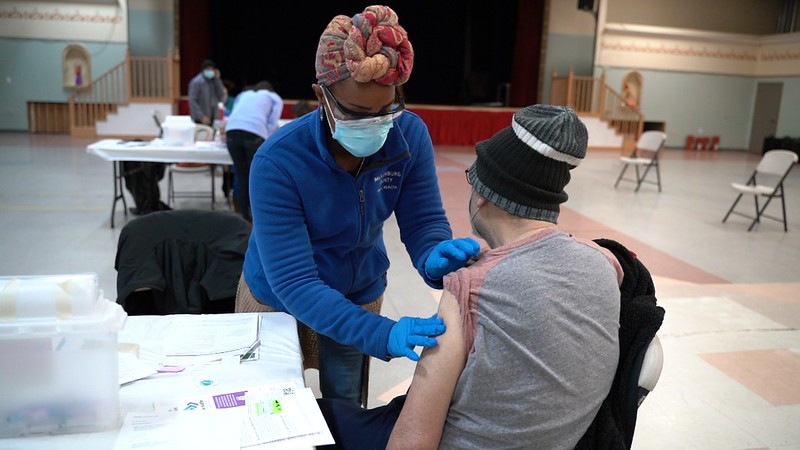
[188,59,226,126]
[234,5,479,407]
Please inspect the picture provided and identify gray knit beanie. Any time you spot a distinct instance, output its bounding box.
[468,104,588,223]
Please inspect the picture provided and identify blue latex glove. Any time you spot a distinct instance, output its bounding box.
[387,315,446,361]
[424,238,481,280]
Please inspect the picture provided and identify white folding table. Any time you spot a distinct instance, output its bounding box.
[86,139,234,227]
[2,312,307,449]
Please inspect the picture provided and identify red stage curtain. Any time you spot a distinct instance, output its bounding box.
[179,0,211,97]
[410,106,515,146]
[510,0,545,107]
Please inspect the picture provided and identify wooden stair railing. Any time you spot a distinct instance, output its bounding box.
[129,51,177,101]
[68,58,126,137]
[550,68,644,140]
[68,49,178,137]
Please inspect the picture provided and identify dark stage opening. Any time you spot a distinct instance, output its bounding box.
[180,1,542,107]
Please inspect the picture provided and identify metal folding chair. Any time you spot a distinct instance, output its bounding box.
[614,131,667,192]
[722,149,798,231]
[167,124,218,209]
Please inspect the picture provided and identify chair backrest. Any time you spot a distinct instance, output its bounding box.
[115,210,251,315]
[636,131,667,153]
[152,110,165,138]
[194,124,215,142]
[622,334,664,447]
[153,109,167,125]
[636,335,664,396]
[756,149,798,177]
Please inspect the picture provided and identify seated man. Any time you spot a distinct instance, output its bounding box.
[122,161,170,215]
[317,105,623,449]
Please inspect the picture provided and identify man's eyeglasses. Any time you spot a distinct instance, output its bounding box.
[465,169,472,185]
[321,84,405,122]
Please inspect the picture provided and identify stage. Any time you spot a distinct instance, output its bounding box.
[179,99,515,146]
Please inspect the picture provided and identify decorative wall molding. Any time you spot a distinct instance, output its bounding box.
[760,50,800,62]
[599,23,800,77]
[0,1,127,42]
[0,6,122,23]
[601,41,757,61]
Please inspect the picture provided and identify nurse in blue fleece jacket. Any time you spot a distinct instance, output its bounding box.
[234,5,479,407]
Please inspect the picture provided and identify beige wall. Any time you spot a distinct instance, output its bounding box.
[543,0,800,149]
[128,0,171,11]
[606,0,784,35]
[548,0,596,36]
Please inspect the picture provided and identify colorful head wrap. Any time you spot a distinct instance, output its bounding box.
[315,5,414,86]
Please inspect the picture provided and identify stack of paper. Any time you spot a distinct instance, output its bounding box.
[118,352,158,385]
[113,409,242,450]
[161,314,261,365]
[117,314,262,385]
[116,380,334,450]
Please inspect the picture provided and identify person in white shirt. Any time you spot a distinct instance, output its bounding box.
[225,81,284,221]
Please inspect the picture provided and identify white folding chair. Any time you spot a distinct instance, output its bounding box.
[614,131,667,192]
[152,110,166,138]
[722,149,798,232]
[167,125,218,209]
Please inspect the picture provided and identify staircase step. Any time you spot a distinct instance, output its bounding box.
[96,102,173,138]
[579,115,624,150]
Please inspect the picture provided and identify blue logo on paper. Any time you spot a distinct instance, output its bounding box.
[183,402,199,411]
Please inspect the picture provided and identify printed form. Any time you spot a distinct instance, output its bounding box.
[242,385,334,448]
[147,381,333,449]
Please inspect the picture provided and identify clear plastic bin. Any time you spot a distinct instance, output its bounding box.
[161,115,196,146]
[0,274,127,438]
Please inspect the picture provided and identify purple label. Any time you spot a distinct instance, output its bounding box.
[212,391,247,409]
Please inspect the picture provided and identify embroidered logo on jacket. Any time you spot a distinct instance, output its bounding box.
[375,170,401,193]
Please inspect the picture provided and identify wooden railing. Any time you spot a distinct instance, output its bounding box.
[550,68,644,139]
[68,49,178,137]
[68,58,125,137]
[129,52,176,101]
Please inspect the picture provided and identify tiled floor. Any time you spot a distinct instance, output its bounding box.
[1,132,798,449]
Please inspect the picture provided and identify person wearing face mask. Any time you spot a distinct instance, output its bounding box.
[188,59,227,126]
[314,105,640,450]
[234,5,480,408]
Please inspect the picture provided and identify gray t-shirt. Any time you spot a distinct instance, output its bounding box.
[440,228,621,450]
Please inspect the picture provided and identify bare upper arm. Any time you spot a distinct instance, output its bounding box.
[386,289,467,450]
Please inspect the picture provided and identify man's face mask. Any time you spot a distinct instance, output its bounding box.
[203,69,215,79]
[465,170,486,241]
[468,190,485,241]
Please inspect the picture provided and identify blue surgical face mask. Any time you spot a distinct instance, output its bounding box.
[203,69,215,79]
[324,101,393,157]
